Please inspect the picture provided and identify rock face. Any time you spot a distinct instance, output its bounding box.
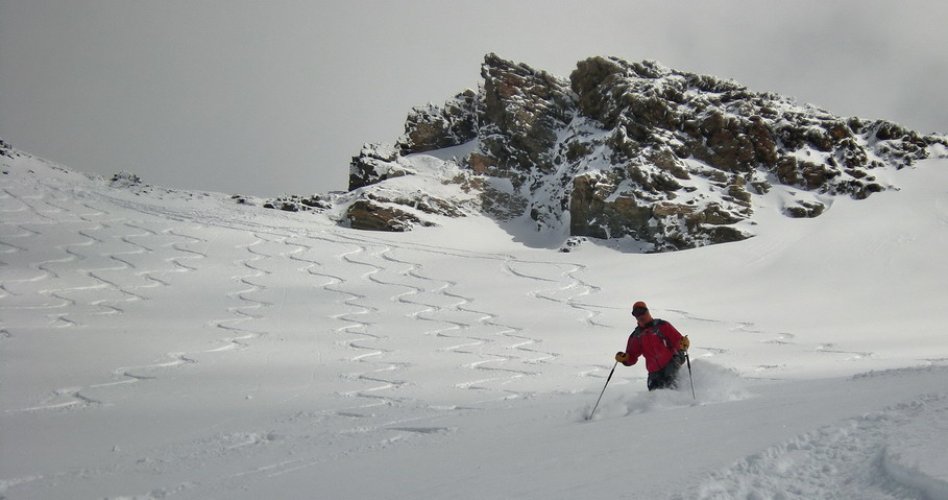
[339,54,947,250]
[348,144,411,192]
[399,90,479,156]
[345,200,424,232]
[477,53,575,176]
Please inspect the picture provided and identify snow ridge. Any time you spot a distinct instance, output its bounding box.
[688,394,948,500]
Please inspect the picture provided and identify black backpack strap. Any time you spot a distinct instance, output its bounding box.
[648,319,672,350]
[630,325,644,339]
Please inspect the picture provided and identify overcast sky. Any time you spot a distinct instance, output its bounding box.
[2,1,946,197]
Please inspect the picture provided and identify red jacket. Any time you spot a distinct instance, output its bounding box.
[621,320,683,373]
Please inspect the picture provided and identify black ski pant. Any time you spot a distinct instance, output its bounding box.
[647,355,684,391]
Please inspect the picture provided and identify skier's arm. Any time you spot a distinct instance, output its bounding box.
[621,334,642,366]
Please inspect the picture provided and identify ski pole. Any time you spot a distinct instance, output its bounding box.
[587,361,618,421]
[685,353,696,400]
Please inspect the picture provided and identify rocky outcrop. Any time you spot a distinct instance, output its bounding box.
[478,53,575,176]
[345,200,424,232]
[0,137,12,159]
[398,90,479,155]
[566,56,940,194]
[334,54,947,249]
[348,144,413,192]
[109,171,143,188]
[262,194,333,213]
[336,141,479,231]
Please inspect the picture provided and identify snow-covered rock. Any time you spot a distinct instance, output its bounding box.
[336,54,947,250]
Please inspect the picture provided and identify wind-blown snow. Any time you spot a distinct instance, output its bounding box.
[1,149,947,499]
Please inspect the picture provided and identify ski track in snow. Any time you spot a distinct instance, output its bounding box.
[102,225,214,385]
[37,214,595,489]
[209,233,273,353]
[201,231,602,483]
[504,258,608,329]
[302,233,577,436]
[0,187,158,412]
[91,228,588,488]
[372,248,547,396]
[1,176,299,415]
[665,308,879,376]
[2,218,207,411]
[334,243,411,411]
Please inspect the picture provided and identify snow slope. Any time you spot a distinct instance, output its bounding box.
[2,149,947,499]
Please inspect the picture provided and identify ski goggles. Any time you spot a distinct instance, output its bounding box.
[632,307,648,317]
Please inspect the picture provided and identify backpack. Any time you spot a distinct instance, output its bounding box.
[633,319,671,346]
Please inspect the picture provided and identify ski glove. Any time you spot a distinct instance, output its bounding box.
[615,352,629,363]
[679,336,690,351]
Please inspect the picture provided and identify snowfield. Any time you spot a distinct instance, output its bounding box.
[2,148,947,499]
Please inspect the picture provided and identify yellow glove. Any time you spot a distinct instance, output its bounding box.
[679,336,690,351]
[615,352,629,363]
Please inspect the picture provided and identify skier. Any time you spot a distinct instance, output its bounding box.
[615,301,690,391]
